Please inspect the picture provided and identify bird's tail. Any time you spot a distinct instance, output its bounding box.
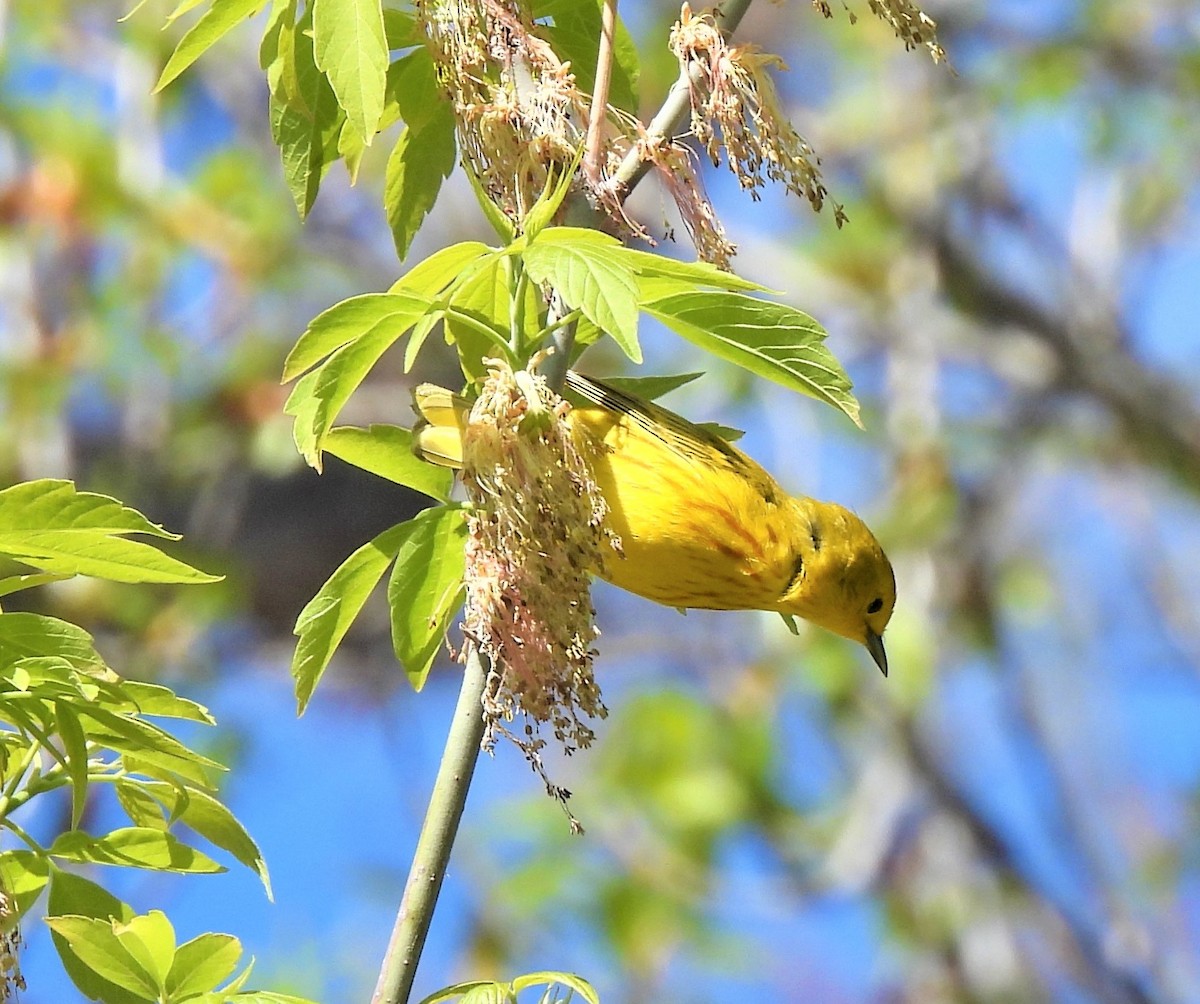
[411,384,468,469]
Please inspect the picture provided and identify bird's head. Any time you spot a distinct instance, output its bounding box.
[777,500,896,675]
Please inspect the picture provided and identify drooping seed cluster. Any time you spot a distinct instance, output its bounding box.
[0,890,24,1001]
[811,0,945,63]
[642,135,737,270]
[415,0,635,229]
[670,4,847,226]
[460,361,619,763]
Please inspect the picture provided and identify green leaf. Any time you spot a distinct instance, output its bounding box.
[76,706,225,788]
[521,143,586,240]
[642,290,861,427]
[137,781,272,898]
[269,15,343,217]
[166,933,242,998]
[599,371,705,401]
[388,506,467,691]
[312,0,388,141]
[227,993,322,1004]
[114,911,176,990]
[0,571,71,597]
[385,103,458,261]
[122,681,216,724]
[522,228,641,362]
[416,982,495,1004]
[389,242,493,299]
[0,613,106,673]
[292,522,410,712]
[0,479,174,537]
[155,0,269,92]
[45,915,160,999]
[383,8,419,48]
[536,0,640,113]
[323,425,454,500]
[442,259,522,383]
[282,291,431,382]
[55,700,90,829]
[624,248,766,294]
[0,532,220,584]
[115,780,169,830]
[0,851,49,932]
[48,827,225,874]
[512,972,599,1004]
[286,315,422,470]
[46,868,143,1004]
[0,479,219,584]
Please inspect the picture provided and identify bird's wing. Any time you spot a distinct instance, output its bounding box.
[564,371,781,502]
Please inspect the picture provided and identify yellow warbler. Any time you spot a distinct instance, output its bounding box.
[412,371,896,675]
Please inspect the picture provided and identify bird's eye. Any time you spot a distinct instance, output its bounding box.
[867,598,883,614]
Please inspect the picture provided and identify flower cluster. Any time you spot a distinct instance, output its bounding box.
[460,361,620,778]
[643,135,737,270]
[811,0,945,63]
[670,4,846,225]
[416,0,634,229]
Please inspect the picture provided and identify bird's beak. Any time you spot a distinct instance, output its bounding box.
[865,629,888,677]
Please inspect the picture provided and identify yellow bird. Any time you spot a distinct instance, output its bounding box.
[412,372,896,675]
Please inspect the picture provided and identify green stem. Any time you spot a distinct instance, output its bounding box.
[3,817,45,854]
[441,307,520,364]
[371,644,489,1004]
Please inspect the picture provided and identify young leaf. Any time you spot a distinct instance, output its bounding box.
[46,868,142,1004]
[323,425,454,501]
[137,781,272,898]
[522,228,641,362]
[155,0,270,92]
[54,700,91,829]
[0,480,174,538]
[599,372,705,401]
[287,315,423,470]
[387,506,467,691]
[121,681,216,724]
[389,242,493,299]
[44,915,160,999]
[521,143,586,241]
[385,103,458,261]
[312,0,388,142]
[512,972,599,1004]
[282,291,431,382]
[642,290,862,427]
[115,780,169,830]
[0,851,49,931]
[166,932,243,998]
[114,911,176,990]
[48,827,225,874]
[0,613,107,673]
[269,13,343,217]
[292,521,411,712]
[623,248,767,294]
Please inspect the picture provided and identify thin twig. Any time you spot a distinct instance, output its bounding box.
[583,0,618,186]
[611,0,754,196]
[372,644,489,1004]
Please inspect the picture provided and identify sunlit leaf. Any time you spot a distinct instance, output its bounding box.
[291,522,410,712]
[166,933,242,998]
[387,505,467,690]
[642,290,861,426]
[323,425,454,500]
[44,915,160,999]
[155,0,270,92]
[312,0,388,140]
[48,828,225,874]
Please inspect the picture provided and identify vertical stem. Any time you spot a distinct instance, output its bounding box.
[371,645,489,1004]
[582,0,618,186]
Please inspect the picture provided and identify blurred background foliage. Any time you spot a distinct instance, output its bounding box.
[3,0,1200,1001]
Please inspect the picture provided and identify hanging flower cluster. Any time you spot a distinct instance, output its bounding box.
[459,360,621,789]
[670,4,847,225]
